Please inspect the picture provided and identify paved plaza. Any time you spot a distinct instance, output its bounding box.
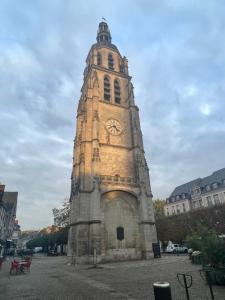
[0,255,224,300]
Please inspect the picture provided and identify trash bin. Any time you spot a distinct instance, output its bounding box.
[152,242,161,258]
[153,282,172,300]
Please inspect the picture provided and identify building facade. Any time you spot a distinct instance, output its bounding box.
[0,184,6,253]
[0,184,18,256]
[165,168,225,216]
[11,220,21,248]
[68,22,157,263]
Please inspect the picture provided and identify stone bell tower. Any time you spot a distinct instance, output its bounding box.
[68,21,157,263]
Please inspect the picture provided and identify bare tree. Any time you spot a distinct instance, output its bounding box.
[52,198,70,227]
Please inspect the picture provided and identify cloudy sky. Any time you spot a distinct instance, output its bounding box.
[1,0,225,230]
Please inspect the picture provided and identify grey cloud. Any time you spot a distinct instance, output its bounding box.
[1,0,225,228]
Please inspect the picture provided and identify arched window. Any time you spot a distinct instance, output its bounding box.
[108,53,114,70]
[97,52,102,66]
[114,80,121,104]
[104,76,110,101]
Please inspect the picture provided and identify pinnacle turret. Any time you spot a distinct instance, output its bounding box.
[96,21,112,44]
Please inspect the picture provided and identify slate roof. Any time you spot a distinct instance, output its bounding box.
[169,168,225,198]
[200,168,225,187]
[170,178,201,198]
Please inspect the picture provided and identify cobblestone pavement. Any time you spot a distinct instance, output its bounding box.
[0,254,224,300]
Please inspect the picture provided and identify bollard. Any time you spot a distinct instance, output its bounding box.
[153,282,172,300]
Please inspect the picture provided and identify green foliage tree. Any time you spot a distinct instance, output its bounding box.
[153,199,166,219]
[26,227,69,253]
[200,229,225,267]
[186,232,202,251]
[187,228,225,268]
[156,203,225,243]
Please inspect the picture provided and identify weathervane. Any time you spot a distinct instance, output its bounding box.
[102,17,107,22]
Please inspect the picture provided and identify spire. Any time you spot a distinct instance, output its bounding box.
[96,21,112,44]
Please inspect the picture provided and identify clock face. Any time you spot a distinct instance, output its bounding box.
[106,119,122,135]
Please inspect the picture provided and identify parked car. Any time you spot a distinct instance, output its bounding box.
[47,250,58,256]
[34,247,42,253]
[166,243,188,254]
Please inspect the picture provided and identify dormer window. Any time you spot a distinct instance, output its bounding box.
[104,76,110,101]
[223,179,225,186]
[176,195,180,201]
[212,182,218,189]
[97,52,102,66]
[108,53,114,70]
[114,80,121,104]
[206,185,211,192]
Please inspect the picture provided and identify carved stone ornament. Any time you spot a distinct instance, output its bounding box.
[92,148,100,161]
[80,153,85,162]
[93,110,99,121]
[72,180,80,195]
[92,70,99,88]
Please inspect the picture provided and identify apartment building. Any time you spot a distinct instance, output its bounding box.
[164,168,225,216]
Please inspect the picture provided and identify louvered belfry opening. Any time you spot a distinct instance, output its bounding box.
[97,52,102,66]
[108,53,114,70]
[114,80,121,104]
[104,76,110,101]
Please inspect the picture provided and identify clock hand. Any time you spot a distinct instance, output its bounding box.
[111,125,118,132]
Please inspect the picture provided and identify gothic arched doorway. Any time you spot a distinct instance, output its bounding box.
[101,190,141,261]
